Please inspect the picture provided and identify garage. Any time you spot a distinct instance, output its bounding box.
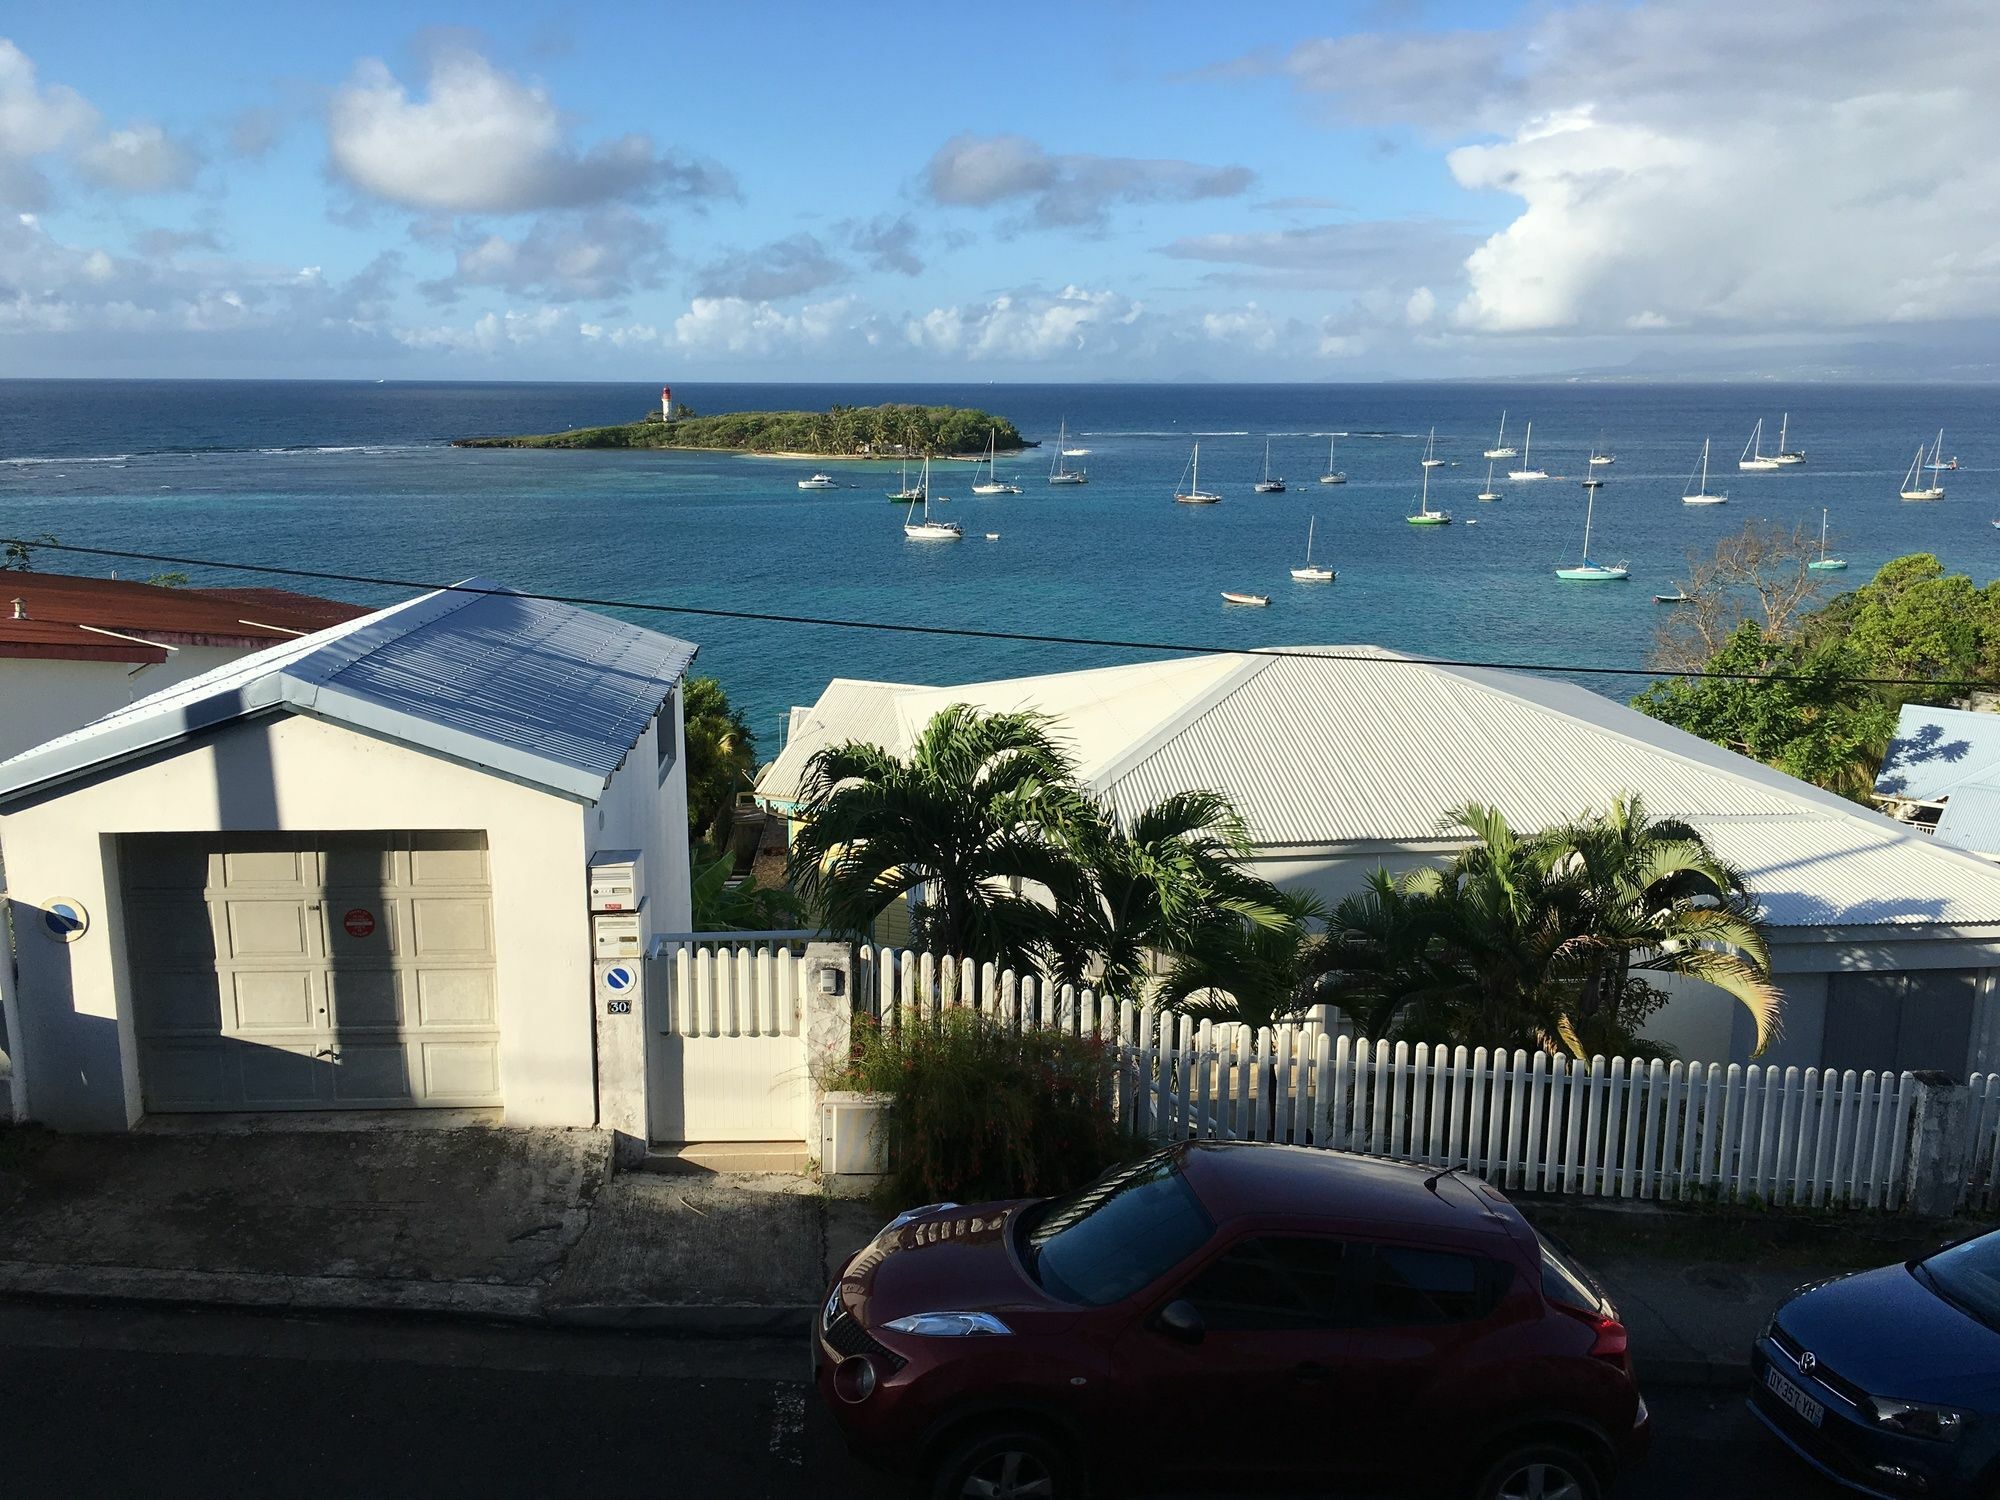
[124,832,501,1111]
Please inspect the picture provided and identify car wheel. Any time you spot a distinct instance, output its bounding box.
[930,1426,1084,1500]
[1470,1442,1602,1500]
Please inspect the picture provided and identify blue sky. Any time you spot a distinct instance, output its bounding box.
[2,0,1993,380]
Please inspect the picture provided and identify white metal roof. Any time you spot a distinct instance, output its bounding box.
[0,579,698,804]
[1875,703,2000,805]
[756,646,2000,931]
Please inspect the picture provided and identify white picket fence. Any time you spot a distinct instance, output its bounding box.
[847,947,2000,1213]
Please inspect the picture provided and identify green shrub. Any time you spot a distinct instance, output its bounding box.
[830,1010,1132,1204]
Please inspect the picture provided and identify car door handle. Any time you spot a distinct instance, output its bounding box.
[1291,1361,1335,1382]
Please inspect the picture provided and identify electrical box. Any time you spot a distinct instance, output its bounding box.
[592,904,644,959]
[588,849,644,912]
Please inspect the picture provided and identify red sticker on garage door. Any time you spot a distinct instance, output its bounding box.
[342,908,377,938]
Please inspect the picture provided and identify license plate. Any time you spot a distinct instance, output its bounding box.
[1765,1365,1825,1428]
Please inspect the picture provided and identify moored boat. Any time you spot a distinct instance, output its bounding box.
[1506,421,1547,480]
[1221,590,1270,606]
[1253,439,1286,493]
[1738,418,1780,471]
[1555,484,1628,581]
[1290,517,1335,582]
[1048,419,1088,484]
[1175,443,1222,504]
[1807,507,1847,571]
[903,458,961,540]
[1318,433,1346,484]
[798,472,838,490]
[1682,438,1727,505]
[1484,410,1518,459]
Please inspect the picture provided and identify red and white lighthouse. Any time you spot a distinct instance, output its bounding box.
[660,385,674,420]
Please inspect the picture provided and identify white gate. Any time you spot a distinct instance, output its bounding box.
[646,943,811,1143]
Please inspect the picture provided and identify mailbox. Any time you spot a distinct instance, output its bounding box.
[588,849,643,913]
[592,904,644,959]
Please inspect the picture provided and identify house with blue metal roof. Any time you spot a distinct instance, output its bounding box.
[0,579,698,1137]
[1875,703,2000,859]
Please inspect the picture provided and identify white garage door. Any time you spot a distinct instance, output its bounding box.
[123,832,502,1112]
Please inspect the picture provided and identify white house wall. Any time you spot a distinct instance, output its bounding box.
[589,693,692,935]
[0,712,592,1131]
[0,648,258,764]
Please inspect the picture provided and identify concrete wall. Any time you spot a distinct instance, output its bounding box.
[0,648,254,763]
[0,712,594,1131]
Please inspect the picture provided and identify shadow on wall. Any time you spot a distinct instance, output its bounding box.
[6,894,122,1128]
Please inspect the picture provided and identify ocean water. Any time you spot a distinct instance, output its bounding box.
[2,379,1995,754]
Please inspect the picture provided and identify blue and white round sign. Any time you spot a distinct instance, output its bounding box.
[603,964,636,993]
[40,898,88,943]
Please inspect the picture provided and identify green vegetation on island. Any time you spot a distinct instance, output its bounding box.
[455,401,1029,458]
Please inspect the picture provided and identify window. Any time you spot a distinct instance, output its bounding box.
[1025,1154,1214,1307]
[1363,1247,1509,1326]
[655,689,679,781]
[1182,1236,1357,1331]
[1536,1235,1603,1316]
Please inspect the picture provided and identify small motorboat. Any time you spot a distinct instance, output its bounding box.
[985,532,1001,540]
[798,472,839,490]
[1221,591,1270,607]
[1653,591,1693,604]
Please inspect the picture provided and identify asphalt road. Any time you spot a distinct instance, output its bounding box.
[0,1302,1838,1500]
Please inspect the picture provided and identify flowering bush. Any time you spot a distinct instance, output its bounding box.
[830,1010,1131,1203]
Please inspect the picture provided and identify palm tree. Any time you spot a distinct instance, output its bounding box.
[1315,871,1455,1041]
[1048,791,1286,1004]
[788,706,1090,968]
[1155,890,1335,1032]
[1530,795,1779,1057]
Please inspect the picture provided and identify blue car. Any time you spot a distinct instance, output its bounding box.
[1750,1227,2000,1498]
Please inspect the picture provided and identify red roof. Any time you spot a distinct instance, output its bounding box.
[0,572,370,664]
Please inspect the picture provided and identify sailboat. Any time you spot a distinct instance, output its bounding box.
[1406,462,1450,525]
[1048,419,1088,484]
[1554,485,1629,581]
[1420,427,1445,469]
[1925,431,1958,471]
[1682,438,1727,505]
[1581,450,1606,489]
[1506,421,1548,480]
[886,452,925,502]
[1901,439,1946,501]
[1773,413,1806,465]
[1808,507,1847,571]
[1589,437,1615,467]
[1291,517,1335,582]
[903,458,961,540]
[1476,459,1501,501]
[1253,440,1287,493]
[1484,410,1518,459]
[971,428,1020,495]
[1318,434,1346,484]
[1739,418,1780,471]
[1174,443,1221,504]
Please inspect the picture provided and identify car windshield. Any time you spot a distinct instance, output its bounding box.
[1918,1231,2000,1330]
[1024,1152,1213,1306]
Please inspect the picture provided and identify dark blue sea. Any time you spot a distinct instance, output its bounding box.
[2,379,1995,753]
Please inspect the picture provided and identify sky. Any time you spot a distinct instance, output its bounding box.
[1,0,1996,382]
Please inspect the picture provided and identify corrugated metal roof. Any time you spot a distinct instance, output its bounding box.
[751,646,2000,931]
[757,678,924,806]
[1934,783,2000,857]
[1875,703,2000,803]
[0,579,696,804]
[0,570,367,662]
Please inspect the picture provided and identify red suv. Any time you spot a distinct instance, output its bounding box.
[817,1142,1648,1499]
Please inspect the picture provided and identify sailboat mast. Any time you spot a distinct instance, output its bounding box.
[1581,489,1595,558]
[1306,516,1315,563]
[1701,438,1710,491]
[1193,442,1200,491]
[1523,421,1532,466]
[1497,410,1506,447]
[1421,463,1431,515]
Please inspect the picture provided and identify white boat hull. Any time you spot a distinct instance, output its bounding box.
[1290,567,1335,582]
[1556,565,1630,581]
[1048,473,1087,485]
[1221,592,1269,606]
[1507,469,1549,481]
[905,524,962,540]
[1484,447,1517,459]
[1738,459,1780,471]
[1683,495,1729,506]
[1477,492,1500,502]
[1318,473,1346,485]
[1901,488,1946,502]
[1176,492,1222,505]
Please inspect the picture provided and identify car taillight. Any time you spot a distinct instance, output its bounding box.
[1587,1315,1630,1368]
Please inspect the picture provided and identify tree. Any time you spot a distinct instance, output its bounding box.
[3,533,56,571]
[1651,519,1828,674]
[1045,791,1286,1004]
[682,677,757,848]
[789,705,1090,969]
[1155,889,1335,1031]
[690,852,804,931]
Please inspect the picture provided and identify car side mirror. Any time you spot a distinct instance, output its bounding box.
[1156,1298,1205,1346]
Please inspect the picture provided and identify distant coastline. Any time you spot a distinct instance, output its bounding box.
[454,402,1031,459]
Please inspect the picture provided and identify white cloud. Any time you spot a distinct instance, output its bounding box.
[1252,0,2000,337]
[327,45,733,213]
[695,233,847,301]
[1201,302,1279,352]
[74,123,200,194]
[0,40,94,158]
[394,305,566,355]
[1404,286,1436,326]
[671,295,858,356]
[422,208,668,303]
[923,133,1253,229]
[1159,219,1477,292]
[904,285,1141,359]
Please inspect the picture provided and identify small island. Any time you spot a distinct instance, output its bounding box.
[455,401,1030,459]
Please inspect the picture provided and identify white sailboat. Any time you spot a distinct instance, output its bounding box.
[1420,426,1445,469]
[1048,419,1088,484]
[1925,430,1958,471]
[1901,438,1946,501]
[1318,434,1346,484]
[1682,438,1728,505]
[1738,418,1780,471]
[1484,410,1518,459]
[1773,413,1806,465]
[1506,421,1547,480]
[886,453,925,502]
[971,428,1020,495]
[903,458,961,540]
[1290,517,1335,582]
[1808,507,1847,571]
[1406,462,1451,525]
[1476,459,1500,501]
[1174,443,1222,504]
[1555,485,1629,581]
[1253,439,1287,493]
